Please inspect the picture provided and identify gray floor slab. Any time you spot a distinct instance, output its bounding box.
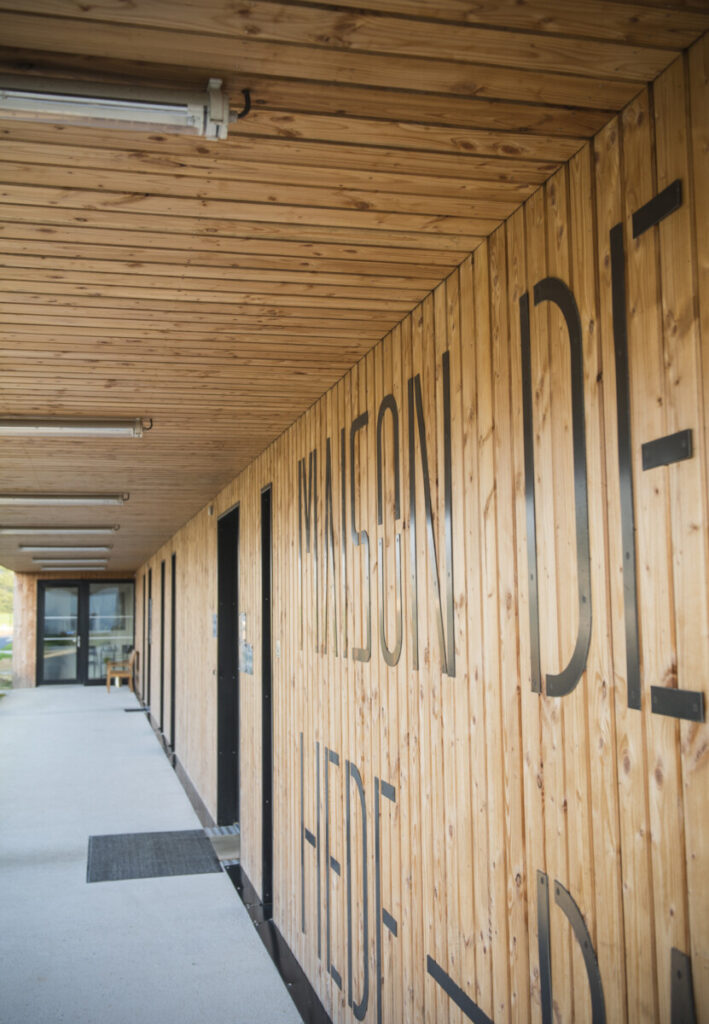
[0,685,302,1024]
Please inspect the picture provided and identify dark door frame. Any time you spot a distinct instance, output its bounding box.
[147,568,152,706]
[170,551,177,752]
[36,581,82,685]
[217,504,240,826]
[141,573,147,702]
[36,579,135,685]
[159,558,166,733]
[261,483,273,916]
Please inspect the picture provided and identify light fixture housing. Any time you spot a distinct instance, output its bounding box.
[38,566,108,573]
[34,558,108,566]
[0,417,149,437]
[0,525,120,535]
[0,76,230,139]
[0,494,129,506]
[20,545,113,553]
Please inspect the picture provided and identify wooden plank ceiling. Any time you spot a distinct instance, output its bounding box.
[0,0,706,574]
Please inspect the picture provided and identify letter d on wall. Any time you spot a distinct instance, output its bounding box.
[520,279,592,696]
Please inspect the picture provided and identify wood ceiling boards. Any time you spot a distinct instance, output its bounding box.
[0,0,706,574]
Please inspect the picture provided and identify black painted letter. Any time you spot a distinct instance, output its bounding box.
[350,414,371,662]
[346,760,369,1020]
[520,279,592,696]
[323,438,339,657]
[325,747,342,988]
[407,350,455,676]
[375,778,397,1024]
[298,451,319,653]
[377,395,402,667]
[300,733,321,959]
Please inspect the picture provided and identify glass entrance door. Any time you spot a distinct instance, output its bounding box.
[39,585,80,683]
[37,581,134,685]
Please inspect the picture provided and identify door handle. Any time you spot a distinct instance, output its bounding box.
[76,634,81,648]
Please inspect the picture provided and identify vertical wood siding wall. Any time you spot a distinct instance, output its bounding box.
[12,573,36,688]
[136,45,708,1024]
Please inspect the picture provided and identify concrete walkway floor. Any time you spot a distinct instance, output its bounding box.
[0,685,303,1024]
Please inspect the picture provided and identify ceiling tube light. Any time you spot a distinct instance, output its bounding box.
[0,76,231,139]
[20,545,113,553]
[39,566,108,573]
[0,494,129,506]
[34,558,108,566]
[0,525,120,535]
[0,417,150,437]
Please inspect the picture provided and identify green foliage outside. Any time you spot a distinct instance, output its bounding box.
[0,565,12,616]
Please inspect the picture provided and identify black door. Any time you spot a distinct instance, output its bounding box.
[169,552,177,752]
[147,568,152,705]
[37,580,135,685]
[217,505,240,826]
[141,573,147,702]
[159,559,166,732]
[261,485,273,916]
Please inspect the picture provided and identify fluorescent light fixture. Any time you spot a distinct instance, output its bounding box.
[39,566,108,573]
[34,558,108,566]
[0,494,128,506]
[20,545,113,553]
[0,525,120,535]
[0,417,149,437]
[0,76,230,139]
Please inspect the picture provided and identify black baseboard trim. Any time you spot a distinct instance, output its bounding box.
[157,729,171,758]
[144,706,173,757]
[135,686,329,1021]
[174,755,216,829]
[147,713,169,755]
[136,683,216,829]
[225,865,332,1024]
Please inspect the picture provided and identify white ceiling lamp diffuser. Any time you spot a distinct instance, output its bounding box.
[0,417,150,437]
[19,546,113,553]
[0,494,129,506]
[0,526,120,535]
[33,558,108,566]
[39,566,108,572]
[0,77,250,140]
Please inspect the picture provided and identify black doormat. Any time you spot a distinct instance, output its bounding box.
[87,829,222,883]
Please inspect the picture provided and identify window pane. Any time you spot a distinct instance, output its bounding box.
[88,583,135,680]
[42,586,78,681]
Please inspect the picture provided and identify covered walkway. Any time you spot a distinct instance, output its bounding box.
[0,684,302,1024]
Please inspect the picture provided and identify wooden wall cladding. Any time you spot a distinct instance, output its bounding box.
[137,42,709,1024]
[1,0,708,578]
[12,573,36,688]
[138,513,216,808]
